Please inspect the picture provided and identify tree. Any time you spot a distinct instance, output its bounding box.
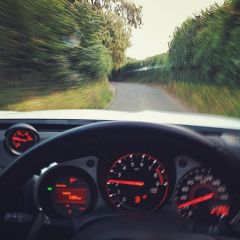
[71,0,142,69]
[101,12,131,69]
[70,0,142,28]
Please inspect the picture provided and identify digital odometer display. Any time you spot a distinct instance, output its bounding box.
[106,153,169,211]
[50,176,91,217]
[38,167,96,218]
[55,188,87,204]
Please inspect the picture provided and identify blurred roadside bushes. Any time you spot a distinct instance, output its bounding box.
[0,0,141,86]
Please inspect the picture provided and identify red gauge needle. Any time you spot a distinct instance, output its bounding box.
[12,137,27,142]
[177,193,215,209]
[108,179,144,187]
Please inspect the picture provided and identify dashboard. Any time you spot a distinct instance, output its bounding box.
[0,112,240,240]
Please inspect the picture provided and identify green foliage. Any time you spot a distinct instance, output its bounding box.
[112,53,170,80]
[102,12,131,69]
[72,2,104,47]
[73,0,142,28]
[165,81,240,117]
[168,0,240,85]
[0,0,142,87]
[78,45,113,79]
[0,0,75,73]
[73,0,142,69]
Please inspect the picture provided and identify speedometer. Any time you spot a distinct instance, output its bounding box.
[106,153,169,211]
[175,167,232,224]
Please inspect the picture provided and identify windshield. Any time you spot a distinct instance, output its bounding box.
[0,0,239,118]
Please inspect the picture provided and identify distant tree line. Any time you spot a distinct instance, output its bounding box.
[115,0,240,86]
[0,0,142,85]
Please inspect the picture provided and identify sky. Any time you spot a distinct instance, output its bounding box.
[126,0,224,60]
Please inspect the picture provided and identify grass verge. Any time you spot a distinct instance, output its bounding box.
[0,79,113,111]
[163,81,240,118]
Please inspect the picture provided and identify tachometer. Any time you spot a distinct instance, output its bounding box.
[106,153,169,211]
[175,167,232,224]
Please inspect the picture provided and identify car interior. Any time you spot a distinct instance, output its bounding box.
[0,112,240,240]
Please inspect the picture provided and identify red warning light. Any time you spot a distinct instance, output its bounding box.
[210,205,230,217]
[142,194,148,200]
[134,196,141,204]
[69,177,78,184]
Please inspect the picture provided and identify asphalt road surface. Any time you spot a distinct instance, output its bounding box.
[108,82,188,112]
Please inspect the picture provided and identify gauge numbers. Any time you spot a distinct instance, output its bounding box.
[175,167,231,224]
[106,153,169,211]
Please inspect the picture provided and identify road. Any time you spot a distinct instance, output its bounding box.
[108,82,188,112]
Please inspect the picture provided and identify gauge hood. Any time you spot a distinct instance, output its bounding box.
[0,110,239,131]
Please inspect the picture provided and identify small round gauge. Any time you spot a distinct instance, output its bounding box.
[175,167,232,224]
[5,124,39,155]
[37,166,96,218]
[106,153,169,211]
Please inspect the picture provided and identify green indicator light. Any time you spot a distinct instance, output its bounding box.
[47,187,53,191]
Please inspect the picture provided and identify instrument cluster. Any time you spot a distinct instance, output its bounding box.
[35,152,239,227]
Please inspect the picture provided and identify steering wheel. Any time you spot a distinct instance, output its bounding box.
[0,121,237,240]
